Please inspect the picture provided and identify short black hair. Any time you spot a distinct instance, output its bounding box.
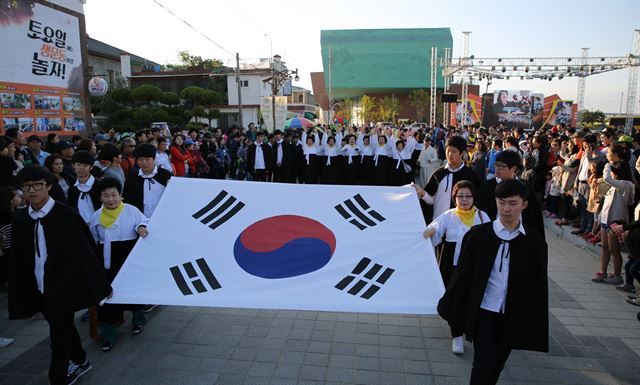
[495,150,522,168]
[71,150,94,165]
[134,143,156,159]
[95,177,122,194]
[446,136,467,154]
[98,143,121,161]
[16,165,54,186]
[495,179,528,200]
[4,128,19,139]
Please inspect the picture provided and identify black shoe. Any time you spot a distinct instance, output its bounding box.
[132,325,143,335]
[101,342,113,352]
[67,359,91,385]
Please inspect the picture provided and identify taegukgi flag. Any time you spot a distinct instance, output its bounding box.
[108,178,444,314]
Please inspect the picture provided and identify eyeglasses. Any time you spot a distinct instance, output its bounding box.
[20,182,46,192]
[494,163,509,169]
[455,195,473,200]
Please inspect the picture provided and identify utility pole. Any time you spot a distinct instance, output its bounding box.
[328,44,333,124]
[236,53,243,128]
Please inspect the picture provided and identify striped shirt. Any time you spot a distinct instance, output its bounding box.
[0,223,11,250]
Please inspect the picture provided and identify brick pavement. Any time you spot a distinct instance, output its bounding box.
[1,222,639,385]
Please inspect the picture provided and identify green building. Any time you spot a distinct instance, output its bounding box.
[320,28,453,100]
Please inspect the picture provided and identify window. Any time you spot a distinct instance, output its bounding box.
[298,94,304,103]
[240,80,249,87]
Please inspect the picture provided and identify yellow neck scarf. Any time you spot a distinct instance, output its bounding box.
[456,206,476,227]
[100,201,124,229]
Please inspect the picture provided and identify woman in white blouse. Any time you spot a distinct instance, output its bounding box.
[423,180,489,356]
[417,136,440,187]
[89,177,149,352]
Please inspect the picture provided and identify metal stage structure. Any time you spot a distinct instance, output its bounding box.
[431,29,640,131]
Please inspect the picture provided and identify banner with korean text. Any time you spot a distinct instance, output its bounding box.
[109,179,444,314]
[0,1,88,134]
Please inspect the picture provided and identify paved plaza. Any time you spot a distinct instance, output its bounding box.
[1,222,639,385]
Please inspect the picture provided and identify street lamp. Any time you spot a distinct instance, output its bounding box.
[263,66,299,131]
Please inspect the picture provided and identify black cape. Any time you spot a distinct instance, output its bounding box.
[477,178,545,239]
[67,180,101,212]
[437,222,549,353]
[8,202,112,319]
[122,168,172,214]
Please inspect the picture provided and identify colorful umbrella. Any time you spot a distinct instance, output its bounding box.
[284,117,314,129]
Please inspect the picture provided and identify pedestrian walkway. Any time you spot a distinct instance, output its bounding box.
[1,225,639,385]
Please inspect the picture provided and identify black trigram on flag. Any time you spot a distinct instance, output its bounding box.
[170,258,221,296]
[334,194,386,230]
[335,257,395,299]
[192,190,245,230]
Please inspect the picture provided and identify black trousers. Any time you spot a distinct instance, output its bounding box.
[43,310,86,385]
[470,309,512,385]
[252,169,267,182]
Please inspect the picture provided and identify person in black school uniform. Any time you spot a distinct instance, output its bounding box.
[67,150,101,224]
[320,130,344,184]
[358,132,375,185]
[89,177,149,352]
[438,179,548,385]
[122,143,172,219]
[9,166,111,385]
[247,131,272,182]
[477,150,545,239]
[271,130,291,183]
[289,132,305,183]
[341,134,361,185]
[413,136,481,225]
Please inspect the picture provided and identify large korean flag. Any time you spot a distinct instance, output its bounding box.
[109,178,444,314]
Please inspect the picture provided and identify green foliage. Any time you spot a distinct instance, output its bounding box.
[202,90,221,106]
[131,85,163,104]
[336,99,354,123]
[579,109,606,125]
[133,108,153,128]
[151,109,169,122]
[359,95,377,126]
[161,91,180,106]
[162,50,224,71]
[378,96,400,122]
[181,86,205,106]
[408,89,429,121]
[111,88,132,104]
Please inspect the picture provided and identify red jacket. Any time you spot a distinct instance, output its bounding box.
[170,146,192,177]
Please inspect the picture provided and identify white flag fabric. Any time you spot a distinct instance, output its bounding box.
[108,178,444,314]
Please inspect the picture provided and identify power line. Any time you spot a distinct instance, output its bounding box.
[150,0,234,57]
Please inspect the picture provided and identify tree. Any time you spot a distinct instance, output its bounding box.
[131,85,163,105]
[205,109,221,127]
[408,89,429,121]
[335,98,354,124]
[359,95,377,126]
[161,91,180,106]
[133,108,153,128]
[378,96,400,122]
[181,86,205,107]
[201,90,222,107]
[163,50,224,71]
[111,88,132,104]
[579,109,606,126]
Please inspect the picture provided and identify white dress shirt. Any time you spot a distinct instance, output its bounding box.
[480,219,526,313]
[254,143,266,170]
[29,197,55,293]
[421,162,464,220]
[138,166,166,218]
[426,208,490,265]
[75,175,96,223]
[276,139,284,165]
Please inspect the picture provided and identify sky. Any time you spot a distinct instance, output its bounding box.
[82,0,640,113]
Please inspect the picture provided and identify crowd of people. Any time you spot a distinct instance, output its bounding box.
[0,119,639,385]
